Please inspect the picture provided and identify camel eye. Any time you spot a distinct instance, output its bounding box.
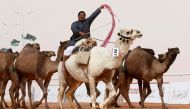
[126,31,130,35]
[136,30,140,34]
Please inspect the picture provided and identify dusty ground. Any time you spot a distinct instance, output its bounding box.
[6,102,190,109]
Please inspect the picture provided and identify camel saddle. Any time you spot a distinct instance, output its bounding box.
[74,38,97,65]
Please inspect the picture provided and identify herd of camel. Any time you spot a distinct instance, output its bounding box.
[0,28,180,109]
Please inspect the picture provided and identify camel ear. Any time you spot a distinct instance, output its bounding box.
[130,29,133,34]
[60,41,63,44]
[168,48,171,51]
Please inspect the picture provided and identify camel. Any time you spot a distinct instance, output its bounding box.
[56,40,85,109]
[0,50,19,109]
[107,47,162,108]
[61,28,142,109]
[17,50,56,108]
[14,43,59,109]
[117,46,180,109]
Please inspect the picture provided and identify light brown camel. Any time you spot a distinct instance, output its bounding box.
[17,50,56,108]
[63,28,142,109]
[119,46,180,109]
[0,50,19,109]
[15,43,59,109]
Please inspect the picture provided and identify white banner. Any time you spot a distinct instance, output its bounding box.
[168,82,190,104]
[4,81,190,104]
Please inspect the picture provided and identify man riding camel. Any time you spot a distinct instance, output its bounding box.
[64,5,104,57]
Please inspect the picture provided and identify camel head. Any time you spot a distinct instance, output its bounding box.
[168,47,180,54]
[116,28,142,53]
[118,28,142,40]
[7,48,13,53]
[158,47,180,63]
[43,51,56,57]
[56,41,68,61]
[13,51,19,57]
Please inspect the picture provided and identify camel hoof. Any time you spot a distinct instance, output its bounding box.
[45,105,50,109]
[129,105,135,108]
[90,103,99,107]
[21,102,27,108]
[0,105,3,109]
[4,103,9,108]
[109,102,120,108]
[91,107,100,109]
[162,106,168,109]
[34,101,41,107]
[11,105,18,109]
[162,104,168,109]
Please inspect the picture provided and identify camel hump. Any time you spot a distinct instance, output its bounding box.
[142,48,155,55]
[135,46,155,55]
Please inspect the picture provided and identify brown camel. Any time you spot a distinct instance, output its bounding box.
[0,50,19,109]
[17,50,56,108]
[15,43,59,109]
[117,46,180,109]
[105,47,155,108]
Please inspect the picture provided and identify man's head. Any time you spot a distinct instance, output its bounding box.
[78,11,86,21]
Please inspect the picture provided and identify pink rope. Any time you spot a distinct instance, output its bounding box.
[101,4,115,47]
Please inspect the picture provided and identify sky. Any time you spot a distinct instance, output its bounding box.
[0,0,189,74]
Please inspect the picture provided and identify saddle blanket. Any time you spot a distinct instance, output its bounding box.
[64,46,75,56]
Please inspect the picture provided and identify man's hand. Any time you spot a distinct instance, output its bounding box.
[99,5,104,9]
[79,31,86,36]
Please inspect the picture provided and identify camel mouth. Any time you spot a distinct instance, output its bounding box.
[138,33,143,38]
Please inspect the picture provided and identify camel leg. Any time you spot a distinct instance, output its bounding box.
[72,91,82,109]
[157,77,168,109]
[106,74,120,108]
[107,69,122,108]
[57,61,68,109]
[34,78,47,108]
[9,82,18,109]
[43,77,52,109]
[108,71,120,108]
[121,76,135,108]
[85,83,100,98]
[139,81,149,108]
[14,86,20,108]
[9,69,19,109]
[65,82,81,109]
[99,81,117,109]
[19,79,27,108]
[144,82,151,100]
[0,81,5,108]
[1,80,9,108]
[138,79,143,105]
[0,82,3,109]
[27,80,34,109]
[88,78,98,109]
[57,81,67,109]
[85,83,100,107]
